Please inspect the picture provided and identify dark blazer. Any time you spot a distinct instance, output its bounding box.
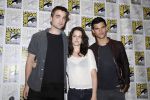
[89,37,130,87]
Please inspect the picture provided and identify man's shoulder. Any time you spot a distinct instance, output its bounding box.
[89,43,97,49]
[61,32,67,38]
[32,28,48,38]
[109,38,122,45]
[89,43,99,53]
[109,38,124,49]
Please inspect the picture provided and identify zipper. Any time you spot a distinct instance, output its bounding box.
[113,57,122,80]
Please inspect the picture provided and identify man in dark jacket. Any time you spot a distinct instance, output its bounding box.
[89,17,130,100]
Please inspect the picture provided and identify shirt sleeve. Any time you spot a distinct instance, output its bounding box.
[28,34,37,55]
[88,49,97,71]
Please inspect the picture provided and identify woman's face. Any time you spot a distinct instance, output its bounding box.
[72,30,82,46]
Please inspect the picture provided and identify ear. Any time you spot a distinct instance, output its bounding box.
[91,29,94,34]
[106,27,108,33]
[50,16,52,21]
[91,29,96,37]
[81,40,84,44]
[50,16,52,25]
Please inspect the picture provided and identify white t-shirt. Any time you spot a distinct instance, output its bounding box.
[67,49,97,89]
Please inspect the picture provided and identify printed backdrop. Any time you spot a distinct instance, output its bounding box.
[0,0,150,100]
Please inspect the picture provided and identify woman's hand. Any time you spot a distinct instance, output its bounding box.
[91,94,97,100]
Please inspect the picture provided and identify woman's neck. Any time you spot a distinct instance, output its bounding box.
[72,46,81,57]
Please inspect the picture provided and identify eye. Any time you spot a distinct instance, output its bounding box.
[55,15,60,18]
[72,35,76,37]
[78,35,82,38]
[94,28,99,31]
[63,17,67,20]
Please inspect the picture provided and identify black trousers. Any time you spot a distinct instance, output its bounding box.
[97,88,125,100]
[68,88,92,100]
[27,85,64,100]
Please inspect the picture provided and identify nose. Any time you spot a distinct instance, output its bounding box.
[98,29,102,32]
[74,36,78,40]
[75,37,78,40]
[60,18,65,23]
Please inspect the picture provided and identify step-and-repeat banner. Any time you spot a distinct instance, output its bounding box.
[0,0,150,100]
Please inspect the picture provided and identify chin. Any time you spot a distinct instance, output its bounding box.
[73,44,80,46]
[56,27,63,30]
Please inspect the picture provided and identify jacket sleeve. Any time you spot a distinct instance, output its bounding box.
[119,42,130,84]
[28,34,38,55]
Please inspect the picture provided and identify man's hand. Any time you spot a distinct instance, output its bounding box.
[64,88,67,93]
[23,84,29,99]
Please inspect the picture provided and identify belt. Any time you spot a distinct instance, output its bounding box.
[69,88,92,91]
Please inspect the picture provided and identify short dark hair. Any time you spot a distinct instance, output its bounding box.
[91,17,107,29]
[68,27,89,57]
[51,6,69,22]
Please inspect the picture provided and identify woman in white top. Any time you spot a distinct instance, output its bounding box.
[67,27,97,100]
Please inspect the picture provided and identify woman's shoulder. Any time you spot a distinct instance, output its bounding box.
[85,49,94,58]
[87,49,94,54]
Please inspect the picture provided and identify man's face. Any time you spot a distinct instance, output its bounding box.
[51,10,67,30]
[92,22,107,39]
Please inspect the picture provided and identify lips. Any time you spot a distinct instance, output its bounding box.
[74,41,79,43]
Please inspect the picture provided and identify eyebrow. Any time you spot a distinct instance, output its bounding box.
[94,26,106,29]
[55,14,61,17]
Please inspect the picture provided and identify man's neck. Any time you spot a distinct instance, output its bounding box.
[97,37,109,46]
[49,27,62,35]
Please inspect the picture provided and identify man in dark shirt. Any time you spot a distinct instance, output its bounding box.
[23,6,69,100]
[89,17,130,100]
